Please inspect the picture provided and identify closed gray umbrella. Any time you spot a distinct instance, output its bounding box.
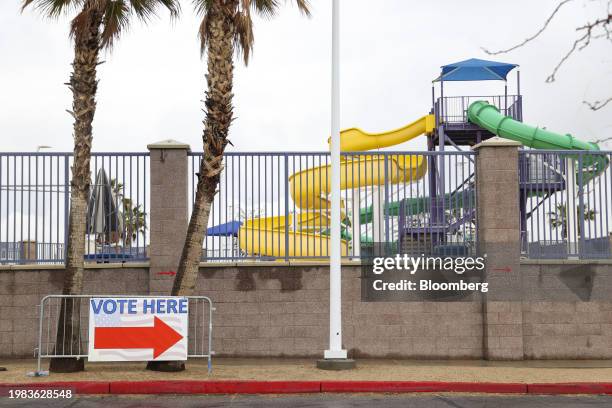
[87,169,123,244]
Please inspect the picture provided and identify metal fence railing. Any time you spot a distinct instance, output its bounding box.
[34,294,214,375]
[0,153,70,264]
[519,150,612,259]
[189,151,477,261]
[435,95,522,125]
[0,153,149,264]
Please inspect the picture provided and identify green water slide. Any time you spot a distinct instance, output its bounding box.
[358,189,475,225]
[356,100,608,239]
[467,100,608,182]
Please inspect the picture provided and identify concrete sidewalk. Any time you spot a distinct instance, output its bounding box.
[3,358,612,384]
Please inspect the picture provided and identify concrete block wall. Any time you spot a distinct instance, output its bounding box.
[521,262,612,359]
[523,300,612,359]
[0,266,148,357]
[198,261,612,359]
[198,264,484,358]
[3,262,612,359]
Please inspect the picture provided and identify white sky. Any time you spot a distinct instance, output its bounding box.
[1,0,611,153]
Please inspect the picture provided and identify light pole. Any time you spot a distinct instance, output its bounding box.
[317,0,355,370]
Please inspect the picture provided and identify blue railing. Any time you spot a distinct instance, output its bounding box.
[0,153,149,264]
[435,95,521,125]
[5,149,609,264]
[189,151,477,261]
[519,150,612,259]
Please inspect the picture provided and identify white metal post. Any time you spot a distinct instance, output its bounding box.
[351,187,361,258]
[372,187,384,242]
[566,159,578,257]
[325,0,347,360]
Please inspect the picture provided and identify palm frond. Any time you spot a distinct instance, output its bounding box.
[103,0,180,49]
[234,9,254,64]
[99,0,130,49]
[193,0,213,17]
[251,0,279,18]
[126,0,157,22]
[197,13,209,56]
[252,0,310,18]
[292,0,310,17]
[194,0,213,56]
[156,0,181,18]
[129,0,180,21]
[196,0,309,61]
[33,0,179,50]
[22,0,83,17]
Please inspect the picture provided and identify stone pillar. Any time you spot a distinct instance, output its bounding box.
[147,140,190,295]
[473,137,523,360]
[19,240,37,264]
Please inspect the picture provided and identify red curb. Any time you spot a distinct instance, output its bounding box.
[528,383,612,395]
[206,381,322,394]
[322,381,442,393]
[109,380,321,394]
[7,380,612,395]
[321,381,526,394]
[441,382,527,394]
[1,381,109,395]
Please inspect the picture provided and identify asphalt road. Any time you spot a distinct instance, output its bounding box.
[3,394,612,407]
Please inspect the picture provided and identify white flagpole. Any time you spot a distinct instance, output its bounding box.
[324,0,347,361]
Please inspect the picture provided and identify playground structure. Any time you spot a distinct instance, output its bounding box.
[213,58,610,260]
[238,116,434,258]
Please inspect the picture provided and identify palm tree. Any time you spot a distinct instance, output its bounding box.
[110,179,148,248]
[548,203,596,239]
[122,198,148,247]
[150,0,309,372]
[23,0,179,373]
[171,0,310,293]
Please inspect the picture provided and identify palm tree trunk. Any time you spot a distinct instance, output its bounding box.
[173,0,235,296]
[49,6,101,374]
[147,0,236,372]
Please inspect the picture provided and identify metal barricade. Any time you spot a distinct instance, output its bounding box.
[34,295,214,375]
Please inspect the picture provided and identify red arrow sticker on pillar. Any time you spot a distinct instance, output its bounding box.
[88,297,188,361]
[156,271,176,276]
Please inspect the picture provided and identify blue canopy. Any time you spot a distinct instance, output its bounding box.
[206,220,242,237]
[436,58,518,82]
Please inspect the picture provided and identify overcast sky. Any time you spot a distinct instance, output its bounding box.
[1,0,611,153]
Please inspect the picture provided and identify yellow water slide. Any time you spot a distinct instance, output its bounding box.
[238,115,435,258]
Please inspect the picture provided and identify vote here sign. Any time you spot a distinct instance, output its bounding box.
[88,297,188,362]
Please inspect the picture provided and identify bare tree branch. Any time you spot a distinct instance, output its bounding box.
[591,135,612,144]
[482,0,575,55]
[584,96,612,110]
[483,1,611,84]
[545,29,590,82]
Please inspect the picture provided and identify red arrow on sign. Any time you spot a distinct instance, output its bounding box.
[94,316,183,358]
